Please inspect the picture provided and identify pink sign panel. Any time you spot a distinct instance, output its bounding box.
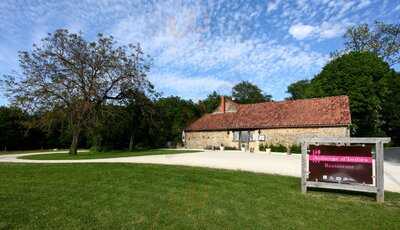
[308,145,373,184]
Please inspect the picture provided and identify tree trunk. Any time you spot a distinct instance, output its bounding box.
[69,129,80,155]
[128,134,134,152]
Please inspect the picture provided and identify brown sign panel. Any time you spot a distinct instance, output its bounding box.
[308,145,373,184]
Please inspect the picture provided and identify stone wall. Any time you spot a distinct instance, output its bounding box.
[184,130,238,149]
[185,126,349,150]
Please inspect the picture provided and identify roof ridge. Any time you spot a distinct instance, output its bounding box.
[237,95,349,107]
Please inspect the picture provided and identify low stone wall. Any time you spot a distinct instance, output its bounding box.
[185,126,349,150]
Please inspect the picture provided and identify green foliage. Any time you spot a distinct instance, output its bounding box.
[0,107,28,151]
[259,143,266,151]
[197,91,222,114]
[232,81,272,104]
[289,144,301,154]
[379,72,400,145]
[268,144,287,153]
[224,146,239,150]
[311,52,392,137]
[286,79,312,100]
[287,51,397,138]
[155,96,201,146]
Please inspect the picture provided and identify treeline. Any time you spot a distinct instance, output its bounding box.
[0,80,270,151]
[0,97,199,151]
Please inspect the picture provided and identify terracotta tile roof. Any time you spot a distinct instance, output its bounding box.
[185,96,351,131]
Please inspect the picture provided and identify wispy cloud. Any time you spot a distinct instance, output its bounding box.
[289,22,347,40]
[149,73,234,100]
[289,23,315,40]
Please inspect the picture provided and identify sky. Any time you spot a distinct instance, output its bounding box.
[0,0,399,105]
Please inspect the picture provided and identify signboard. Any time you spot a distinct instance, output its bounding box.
[300,137,390,203]
[308,145,373,184]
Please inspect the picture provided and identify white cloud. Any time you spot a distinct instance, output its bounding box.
[356,0,372,10]
[289,23,316,40]
[267,0,281,13]
[318,22,346,39]
[289,22,346,40]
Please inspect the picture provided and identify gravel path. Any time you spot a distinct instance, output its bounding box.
[1,150,399,193]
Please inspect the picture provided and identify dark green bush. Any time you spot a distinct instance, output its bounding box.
[224,146,239,150]
[290,144,301,154]
[269,144,287,153]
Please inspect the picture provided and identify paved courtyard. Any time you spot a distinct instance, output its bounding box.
[1,150,399,193]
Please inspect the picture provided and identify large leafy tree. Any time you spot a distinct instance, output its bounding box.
[310,52,391,136]
[288,52,396,137]
[3,29,152,154]
[232,81,272,104]
[337,21,400,66]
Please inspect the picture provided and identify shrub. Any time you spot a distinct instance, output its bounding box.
[224,146,239,150]
[290,144,301,154]
[259,143,266,151]
[269,144,287,153]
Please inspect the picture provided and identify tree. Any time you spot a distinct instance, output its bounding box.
[155,97,200,146]
[380,72,400,145]
[339,21,400,65]
[308,52,394,136]
[0,107,28,151]
[286,79,311,100]
[197,91,222,114]
[125,90,157,151]
[232,81,272,104]
[3,29,152,154]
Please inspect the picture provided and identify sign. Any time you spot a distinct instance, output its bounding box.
[258,135,265,141]
[300,137,390,203]
[308,145,373,184]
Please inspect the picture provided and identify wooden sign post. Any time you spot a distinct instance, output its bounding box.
[300,137,390,203]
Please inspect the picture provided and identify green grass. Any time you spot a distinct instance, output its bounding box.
[19,149,200,160]
[0,163,399,229]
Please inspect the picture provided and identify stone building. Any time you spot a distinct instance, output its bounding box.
[183,96,351,151]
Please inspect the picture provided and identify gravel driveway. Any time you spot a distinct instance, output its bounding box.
[1,150,399,193]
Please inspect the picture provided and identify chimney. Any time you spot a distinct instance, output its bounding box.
[220,96,225,113]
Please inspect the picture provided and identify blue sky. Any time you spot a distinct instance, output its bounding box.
[0,0,399,105]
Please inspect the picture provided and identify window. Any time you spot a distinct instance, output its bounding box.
[233,131,240,141]
[232,131,254,142]
[249,132,255,141]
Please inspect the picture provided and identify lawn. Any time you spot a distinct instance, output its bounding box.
[19,149,200,160]
[0,164,399,229]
